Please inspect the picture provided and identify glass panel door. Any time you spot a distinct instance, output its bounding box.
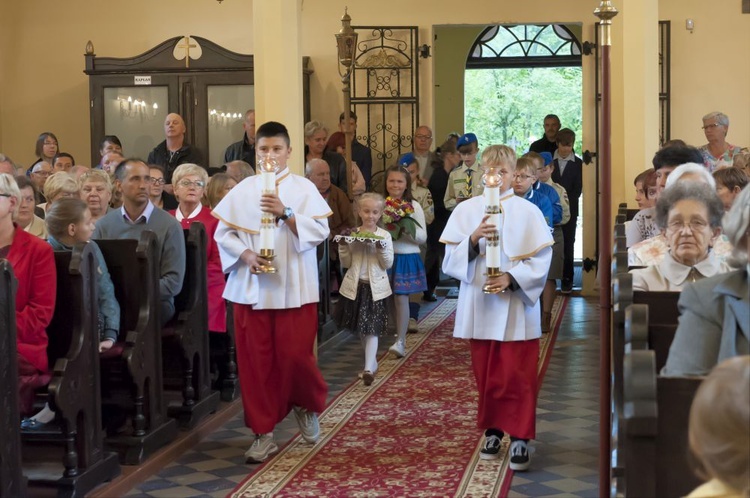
[206,84,254,166]
[103,87,170,160]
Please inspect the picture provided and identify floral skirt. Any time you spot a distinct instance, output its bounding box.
[389,253,428,295]
[334,282,394,337]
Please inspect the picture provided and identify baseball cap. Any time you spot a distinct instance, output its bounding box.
[397,152,416,168]
[539,152,553,166]
[456,133,478,149]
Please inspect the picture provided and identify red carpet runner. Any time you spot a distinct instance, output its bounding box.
[230,296,568,498]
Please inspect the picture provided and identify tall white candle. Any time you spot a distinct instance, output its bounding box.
[483,185,501,270]
[260,225,274,250]
[486,237,500,268]
[262,170,275,193]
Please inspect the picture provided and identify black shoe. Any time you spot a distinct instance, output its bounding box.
[560,280,573,294]
[509,438,531,471]
[480,434,503,460]
[422,292,437,302]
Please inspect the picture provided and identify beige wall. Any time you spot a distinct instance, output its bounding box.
[660,0,750,148]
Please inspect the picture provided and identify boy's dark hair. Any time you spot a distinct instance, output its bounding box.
[256,121,290,147]
[652,145,703,170]
[338,111,357,123]
[53,152,75,164]
[99,135,122,150]
[713,167,749,192]
[556,128,575,146]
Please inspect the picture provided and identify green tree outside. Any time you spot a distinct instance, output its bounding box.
[464,67,583,155]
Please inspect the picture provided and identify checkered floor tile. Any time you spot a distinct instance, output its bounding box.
[125,294,601,497]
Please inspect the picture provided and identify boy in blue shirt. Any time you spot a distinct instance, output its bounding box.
[513,157,553,231]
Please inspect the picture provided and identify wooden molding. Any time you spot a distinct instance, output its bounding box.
[744,0,750,14]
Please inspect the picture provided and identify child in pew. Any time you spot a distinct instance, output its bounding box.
[21,199,122,429]
[334,193,394,386]
[686,355,750,498]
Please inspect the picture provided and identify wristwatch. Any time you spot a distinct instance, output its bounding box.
[279,206,294,221]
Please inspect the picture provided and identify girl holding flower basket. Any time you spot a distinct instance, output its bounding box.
[383,165,428,358]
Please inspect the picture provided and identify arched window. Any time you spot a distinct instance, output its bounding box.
[467,24,582,69]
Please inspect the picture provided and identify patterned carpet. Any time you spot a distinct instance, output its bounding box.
[230,296,568,498]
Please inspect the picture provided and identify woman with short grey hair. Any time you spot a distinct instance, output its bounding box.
[663,185,750,376]
[303,120,348,194]
[630,182,731,291]
[700,112,746,172]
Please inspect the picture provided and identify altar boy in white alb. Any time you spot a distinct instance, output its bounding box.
[213,121,332,464]
[441,145,553,471]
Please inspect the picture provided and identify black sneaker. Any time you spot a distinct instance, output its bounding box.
[480,434,503,460]
[509,439,531,471]
[560,280,573,294]
[422,292,438,302]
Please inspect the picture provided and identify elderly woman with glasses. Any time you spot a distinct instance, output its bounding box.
[699,112,746,172]
[0,173,56,415]
[303,121,348,194]
[663,185,750,376]
[78,169,113,223]
[168,163,226,334]
[630,182,732,291]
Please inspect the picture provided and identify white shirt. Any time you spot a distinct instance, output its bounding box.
[554,150,575,176]
[175,203,202,221]
[441,193,553,341]
[213,171,331,309]
[120,201,155,224]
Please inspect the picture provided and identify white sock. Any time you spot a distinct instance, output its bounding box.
[395,294,409,343]
[31,403,55,424]
[364,335,378,372]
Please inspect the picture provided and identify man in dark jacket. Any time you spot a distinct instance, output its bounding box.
[224,109,256,170]
[147,113,203,188]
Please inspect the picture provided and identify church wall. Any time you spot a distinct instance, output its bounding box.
[659,0,750,149]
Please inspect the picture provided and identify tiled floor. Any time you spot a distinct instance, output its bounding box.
[123,293,601,498]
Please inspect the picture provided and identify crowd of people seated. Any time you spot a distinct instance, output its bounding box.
[0,106,747,486]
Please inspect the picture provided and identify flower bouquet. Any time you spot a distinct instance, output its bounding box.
[382,196,422,241]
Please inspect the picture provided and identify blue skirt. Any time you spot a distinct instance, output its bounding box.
[389,253,427,295]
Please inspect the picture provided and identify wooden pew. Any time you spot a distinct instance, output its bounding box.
[96,232,178,465]
[621,349,703,498]
[21,244,120,496]
[161,223,219,428]
[0,260,27,497]
[215,304,240,402]
[631,291,680,371]
[317,237,337,346]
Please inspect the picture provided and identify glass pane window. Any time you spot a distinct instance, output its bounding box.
[207,85,254,166]
[103,87,169,161]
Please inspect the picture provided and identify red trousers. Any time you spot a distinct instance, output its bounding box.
[470,338,539,440]
[233,303,328,434]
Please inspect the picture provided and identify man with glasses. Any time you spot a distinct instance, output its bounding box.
[444,133,483,211]
[412,126,439,185]
[30,161,52,203]
[93,158,185,325]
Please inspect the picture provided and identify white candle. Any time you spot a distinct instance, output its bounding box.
[262,170,275,193]
[486,239,500,268]
[484,186,499,206]
[260,225,274,250]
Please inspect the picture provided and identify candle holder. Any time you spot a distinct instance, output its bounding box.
[481,167,503,294]
[258,156,280,274]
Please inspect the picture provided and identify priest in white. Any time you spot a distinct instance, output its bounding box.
[213,122,332,464]
[441,145,553,471]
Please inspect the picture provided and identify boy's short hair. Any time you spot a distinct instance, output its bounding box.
[556,128,575,146]
[515,156,536,175]
[523,151,544,169]
[339,110,357,123]
[713,166,749,192]
[652,144,703,170]
[480,145,516,169]
[256,121,291,147]
[457,141,478,154]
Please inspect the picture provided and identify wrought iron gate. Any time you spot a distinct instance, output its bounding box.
[351,26,419,181]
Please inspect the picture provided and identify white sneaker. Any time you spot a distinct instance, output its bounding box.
[244,433,278,463]
[389,339,405,358]
[509,439,531,471]
[293,407,320,443]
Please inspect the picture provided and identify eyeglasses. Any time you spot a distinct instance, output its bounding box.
[177,179,205,188]
[414,134,432,140]
[0,193,11,198]
[701,123,722,130]
[666,219,709,233]
[149,178,166,185]
[32,171,51,177]
[513,174,535,181]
